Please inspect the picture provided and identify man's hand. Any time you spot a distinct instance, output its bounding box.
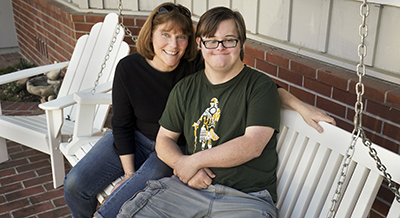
[187,168,215,189]
[298,103,336,133]
[173,155,199,183]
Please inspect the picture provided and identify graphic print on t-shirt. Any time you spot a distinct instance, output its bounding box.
[192,97,221,153]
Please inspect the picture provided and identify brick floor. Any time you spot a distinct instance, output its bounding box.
[0,108,73,218]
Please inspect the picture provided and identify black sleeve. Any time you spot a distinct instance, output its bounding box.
[111,58,136,155]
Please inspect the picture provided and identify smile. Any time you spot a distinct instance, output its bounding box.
[164,50,178,55]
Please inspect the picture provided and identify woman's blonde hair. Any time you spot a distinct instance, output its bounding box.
[137,2,197,61]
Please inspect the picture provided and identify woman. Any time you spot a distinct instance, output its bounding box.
[64,3,335,218]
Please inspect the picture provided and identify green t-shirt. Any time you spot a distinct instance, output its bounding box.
[159,66,280,201]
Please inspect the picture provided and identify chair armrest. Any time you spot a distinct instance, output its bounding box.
[39,81,113,110]
[0,61,69,85]
[74,92,112,105]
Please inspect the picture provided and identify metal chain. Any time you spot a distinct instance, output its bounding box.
[117,0,138,46]
[327,1,399,217]
[90,0,138,94]
[91,23,121,94]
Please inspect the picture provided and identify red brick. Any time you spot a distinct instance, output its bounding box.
[244,41,268,60]
[317,66,357,91]
[0,199,29,214]
[85,15,106,24]
[316,96,346,118]
[0,158,28,170]
[29,189,64,204]
[278,68,302,86]
[5,186,44,202]
[0,212,11,218]
[290,58,325,79]
[289,86,316,106]
[28,153,50,163]
[15,160,50,173]
[52,196,68,207]
[304,77,331,97]
[11,201,53,218]
[9,148,42,160]
[386,88,400,110]
[382,122,400,142]
[0,169,16,178]
[243,54,255,67]
[332,87,367,107]
[135,17,147,27]
[274,80,288,90]
[71,14,85,22]
[366,100,400,124]
[256,59,278,77]
[346,109,383,133]
[349,77,397,104]
[0,171,36,186]
[363,129,399,154]
[335,118,353,133]
[121,16,135,26]
[37,205,71,218]
[371,198,389,218]
[265,49,299,69]
[74,23,93,32]
[23,174,52,188]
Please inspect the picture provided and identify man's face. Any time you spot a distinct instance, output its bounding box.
[198,19,241,74]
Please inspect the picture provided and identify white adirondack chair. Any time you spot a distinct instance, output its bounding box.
[0,13,129,188]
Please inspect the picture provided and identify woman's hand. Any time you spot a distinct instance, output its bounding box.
[110,172,134,194]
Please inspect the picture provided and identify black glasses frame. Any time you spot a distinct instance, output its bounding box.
[200,39,239,49]
[156,4,191,18]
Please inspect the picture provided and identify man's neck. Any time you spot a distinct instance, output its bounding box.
[205,62,245,85]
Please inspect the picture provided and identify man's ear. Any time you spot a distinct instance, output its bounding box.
[196,37,201,49]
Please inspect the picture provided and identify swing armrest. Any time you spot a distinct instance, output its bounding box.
[39,81,113,111]
[0,61,69,85]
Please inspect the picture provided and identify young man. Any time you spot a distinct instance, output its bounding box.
[117,7,280,217]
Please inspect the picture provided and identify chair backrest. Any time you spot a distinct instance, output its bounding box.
[277,108,400,218]
[57,13,129,130]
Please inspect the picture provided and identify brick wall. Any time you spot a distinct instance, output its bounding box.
[12,0,400,217]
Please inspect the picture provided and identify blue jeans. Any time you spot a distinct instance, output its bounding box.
[63,130,172,218]
[117,176,279,218]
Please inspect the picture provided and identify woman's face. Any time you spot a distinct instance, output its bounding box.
[149,22,189,72]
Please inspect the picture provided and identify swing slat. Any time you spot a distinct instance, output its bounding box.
[278,108,400,218]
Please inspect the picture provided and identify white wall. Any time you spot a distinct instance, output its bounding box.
[0,0,19,54]
[55,0,400,85]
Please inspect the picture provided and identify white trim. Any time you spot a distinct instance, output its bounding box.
[353,0,400,8]
[54,0,150,16]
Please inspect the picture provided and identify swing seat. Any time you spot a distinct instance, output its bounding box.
[0,13,129,188]
[61,103,400,216]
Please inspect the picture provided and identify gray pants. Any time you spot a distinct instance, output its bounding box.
[117,176,278,218]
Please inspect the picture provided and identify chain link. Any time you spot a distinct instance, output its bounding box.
[90,0,138,94]
[327,1,399,216]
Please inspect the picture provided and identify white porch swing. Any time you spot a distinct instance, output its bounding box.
[60,0,400,217]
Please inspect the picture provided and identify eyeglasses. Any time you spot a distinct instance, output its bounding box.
[200,39,239,49]
[156,4,191,18]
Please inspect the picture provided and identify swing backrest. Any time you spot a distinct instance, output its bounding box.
[277,108,400,218]
[58,13,128,130]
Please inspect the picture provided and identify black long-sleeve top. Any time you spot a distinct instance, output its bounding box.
[112,52,203,155]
